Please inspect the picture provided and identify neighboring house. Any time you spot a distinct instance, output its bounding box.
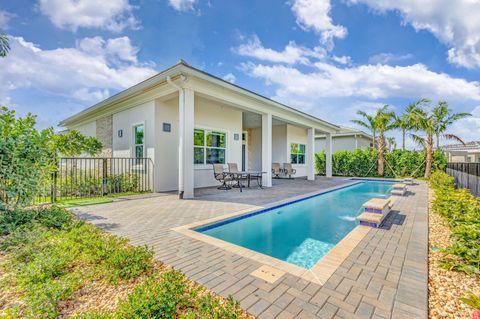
[59,60,340,198]
[442,141,480,163]
[315,127,373,153]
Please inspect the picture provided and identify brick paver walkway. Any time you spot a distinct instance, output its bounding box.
[73,177,428,319]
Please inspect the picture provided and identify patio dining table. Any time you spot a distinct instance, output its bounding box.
[228,171,266,192]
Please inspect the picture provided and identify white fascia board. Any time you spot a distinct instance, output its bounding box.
[59,62,340,133]
[59,64,184,127]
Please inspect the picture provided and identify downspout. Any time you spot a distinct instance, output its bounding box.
[355,134,358,149]
[167,75,187,199]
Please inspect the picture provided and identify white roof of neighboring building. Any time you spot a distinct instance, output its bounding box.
[59,60,340,132]
[442,141,480,152]
[316,126,373,139]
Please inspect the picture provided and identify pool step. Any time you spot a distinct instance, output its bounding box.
[403,177,414,185]
[391,183,408,196]
[358,197,396,228]
[356,212,385,228]
[362,198,391,214]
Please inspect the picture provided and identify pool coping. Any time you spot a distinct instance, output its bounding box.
[172,180,378,285]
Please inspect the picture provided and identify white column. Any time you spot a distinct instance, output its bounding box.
[262,113,273,187]
[179,88,195,199]
[307,127,315,181]
[325,132,333,178]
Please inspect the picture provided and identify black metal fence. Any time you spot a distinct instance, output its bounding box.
[446,162,480,197]
[37,157,154,203]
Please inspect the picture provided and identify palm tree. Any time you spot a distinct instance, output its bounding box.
[0,33,9,57]
[373,105,396,176]
[351,111,376,147]
[432,101,471,149]
[394,99,429,150]
[410,101,471,178]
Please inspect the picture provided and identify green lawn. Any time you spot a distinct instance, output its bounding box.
[48,191,151,208]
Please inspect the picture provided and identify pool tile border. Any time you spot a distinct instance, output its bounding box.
[172,180,373,285]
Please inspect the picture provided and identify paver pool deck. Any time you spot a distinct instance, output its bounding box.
[73,177,428,319]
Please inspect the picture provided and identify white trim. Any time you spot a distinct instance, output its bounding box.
[242,130,249,171]
[290,142,306,165]
[132,121,146,158]
[193,126,229,169]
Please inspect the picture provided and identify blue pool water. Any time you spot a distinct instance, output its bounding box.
[195,181,394,269]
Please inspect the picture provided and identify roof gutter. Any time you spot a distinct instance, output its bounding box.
[167,74,187,199]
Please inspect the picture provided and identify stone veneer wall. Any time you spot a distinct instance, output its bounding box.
[96,115,113,157]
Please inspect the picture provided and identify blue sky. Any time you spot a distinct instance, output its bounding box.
[1,0,479,148]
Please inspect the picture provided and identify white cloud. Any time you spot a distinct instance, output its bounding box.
[242,62,480,102]
[223,73,236,84]
[38,0,139,32]
[290,0,347,47]
[368,53,413,65]
[168,0,197,12]
[76,36,139,64]
[449,106,480,142]
[332,55,351,65]
[0,36,157,103]
[233,34,325,64]
[347,0,480,69]
[0,10,12,29]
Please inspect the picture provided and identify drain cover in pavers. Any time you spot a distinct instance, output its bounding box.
[250,265,285,283]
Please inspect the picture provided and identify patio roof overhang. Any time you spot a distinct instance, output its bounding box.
[59,60,340,134]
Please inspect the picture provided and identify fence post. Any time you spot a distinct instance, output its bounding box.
[50,157,57,203]
[102,158,108,196]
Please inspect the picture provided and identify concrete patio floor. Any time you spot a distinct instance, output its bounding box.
[72,177,428,319]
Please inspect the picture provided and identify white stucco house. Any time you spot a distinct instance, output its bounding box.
[59,60,339,198]
[442,141,480,163]
[315,127,373,153]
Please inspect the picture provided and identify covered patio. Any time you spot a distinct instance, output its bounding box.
[170,71,337,199]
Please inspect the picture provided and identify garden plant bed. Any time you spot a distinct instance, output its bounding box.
[0,207,252,319]
[428,179,480,318]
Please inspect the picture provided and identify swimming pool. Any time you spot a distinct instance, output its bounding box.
[195,181,394,269]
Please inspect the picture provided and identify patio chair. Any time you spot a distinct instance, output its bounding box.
[228,163,248,188]
[283,163,296,179]
[272,163,282,179]
[213,164,232,190]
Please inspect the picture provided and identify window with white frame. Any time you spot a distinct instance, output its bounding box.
[134,124,144,158]
[194,128,226,164]
[290,143,305,164]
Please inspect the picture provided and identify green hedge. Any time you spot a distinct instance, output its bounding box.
[315,148,447,178]
[430,171,480,274]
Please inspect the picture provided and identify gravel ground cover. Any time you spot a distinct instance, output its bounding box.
[428,188,480,319]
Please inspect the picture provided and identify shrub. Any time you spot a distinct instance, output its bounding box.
[315,148,446,178]
[0,207,153,318]
[116,271,189,319]
[0,106,102,209]
[0,206,73,235]
[56,173,142,198]
[430,171,480,274]
[115,270,243,319]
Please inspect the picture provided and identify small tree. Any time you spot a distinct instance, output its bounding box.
[373,106,396,176]
[432,101,471,149]
[410,101,470,178]
[351,111,376,147]
[0,106,102,209]
[50,130,103,157]
[394,99,429,150]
